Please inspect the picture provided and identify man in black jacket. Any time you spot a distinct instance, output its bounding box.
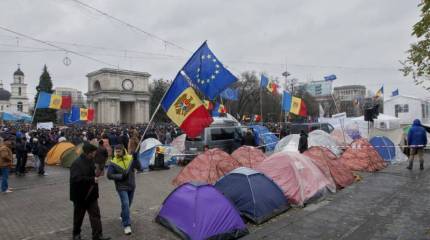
[70,142,110,240]
[298,130,308,153]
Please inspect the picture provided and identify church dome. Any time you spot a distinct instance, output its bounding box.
[14,67,24,76]
[0,88,11,101]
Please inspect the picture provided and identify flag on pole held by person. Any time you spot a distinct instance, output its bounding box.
[290,96,307,117]
[68,106,94,123]
[212,102,227,117]
[161,73,213,138]
[36,92,63,109]
[282,91,292,112]
[260,74,278,94]
[182,42,238,100]
[375,86,384,98]
[392,89,399,97]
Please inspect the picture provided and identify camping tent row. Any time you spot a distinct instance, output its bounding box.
[158,146,358,240]
[275,129,408,166]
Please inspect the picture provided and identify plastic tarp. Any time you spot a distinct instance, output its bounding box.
[304,147,354,189]
[170,134,186,153]
[172,148,241,186]
[339,139,387,172]
[2,111,32,122]
[309,130,343,157]
[369,136,408,164]
[156,183,248,240]
[249,125,279,152]
[231,146,266,169]
[275,134,300,153]
[330,128,353,146]
[46,142,75,165]
[257,151,333,206]
[215,167,289,224]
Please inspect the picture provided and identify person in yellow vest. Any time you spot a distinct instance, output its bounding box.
[107,145,142,235]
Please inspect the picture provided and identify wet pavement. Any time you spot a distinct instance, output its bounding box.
[1,158,430,240]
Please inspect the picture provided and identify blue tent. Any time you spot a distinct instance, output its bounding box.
[215,167,289,224]
[369,136,396,162]
[249,125,279,152]
[2,111,32,123]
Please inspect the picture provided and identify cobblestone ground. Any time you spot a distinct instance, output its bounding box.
[1,159,430,240]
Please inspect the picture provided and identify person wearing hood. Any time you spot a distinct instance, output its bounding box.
[298,130,308,153]
[407,119,427,170]
[107,144,143,235]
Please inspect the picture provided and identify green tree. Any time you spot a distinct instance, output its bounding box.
[149,78,171,122]
[33,65,57,123]
[401,0,430,89]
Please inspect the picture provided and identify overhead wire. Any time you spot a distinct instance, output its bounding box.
[0,25,119,68]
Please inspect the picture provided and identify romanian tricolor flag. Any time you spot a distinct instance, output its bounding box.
[290,96,308,117]
[36,92,72,110]
[161,73,213,138]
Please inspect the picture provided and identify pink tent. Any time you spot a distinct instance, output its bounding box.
[172,149,241,186]
[339,139,387,172]
[257,151,333,206]
[231,146,266,169]
[304,147,354,189]
[330,129,353,147]
[170,134,186,153]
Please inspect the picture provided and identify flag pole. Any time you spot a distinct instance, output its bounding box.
[31,93,41,124]
[259,88,263,122]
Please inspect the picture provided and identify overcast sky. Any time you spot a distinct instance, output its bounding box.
[0,0,425,100]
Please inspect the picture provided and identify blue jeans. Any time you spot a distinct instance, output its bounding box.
[1,168,9,192]
[117,190,134,227]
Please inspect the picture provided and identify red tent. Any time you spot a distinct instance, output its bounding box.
[231,146,266,169]
[257,151,334,206]
[304,147,354,189]
[172,149,241,186]
[339,139,387,172]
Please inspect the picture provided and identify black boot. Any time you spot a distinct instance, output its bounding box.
[407,161,413,170]
[420,162,424,170]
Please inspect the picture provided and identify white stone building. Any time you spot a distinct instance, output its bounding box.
[0,67,29,113]
[86,68,150,124]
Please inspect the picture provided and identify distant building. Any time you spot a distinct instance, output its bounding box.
[297,80,336,117]
[54,87,85,107]
[384,95,430,124]
[333,85,366,101]
[0,67,29,113]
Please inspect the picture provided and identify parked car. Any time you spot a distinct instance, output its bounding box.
[282,122,334,135]
[184,117,243,162]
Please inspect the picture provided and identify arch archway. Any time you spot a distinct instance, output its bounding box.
[93,80,101,91]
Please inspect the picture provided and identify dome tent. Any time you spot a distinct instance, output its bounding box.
[249,125,279,152]
[138,138,162,169]
[46,142,75,165]
[215,167,289,224]
[308,130,343,157]
[172,148,241,186]
[231,146,266,169]
[304,147,354,189]
[60,143,83,168]
[275,134,300,153]
[257,151,334,206]
[339,139,387,172]
[156,183,248,240]
[369,136,408,164]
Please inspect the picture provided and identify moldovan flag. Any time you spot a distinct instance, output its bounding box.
[161,73,213,138]
[375,86,384,98]
[61,96,72,109]
[87,108,95,121]
[260,74,278,94]
[36,92,62,109]
[80,108,88,121]
[290,97,307,117]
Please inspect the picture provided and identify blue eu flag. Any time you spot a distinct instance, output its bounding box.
[220,88,238,101]
[182,42,237,100]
